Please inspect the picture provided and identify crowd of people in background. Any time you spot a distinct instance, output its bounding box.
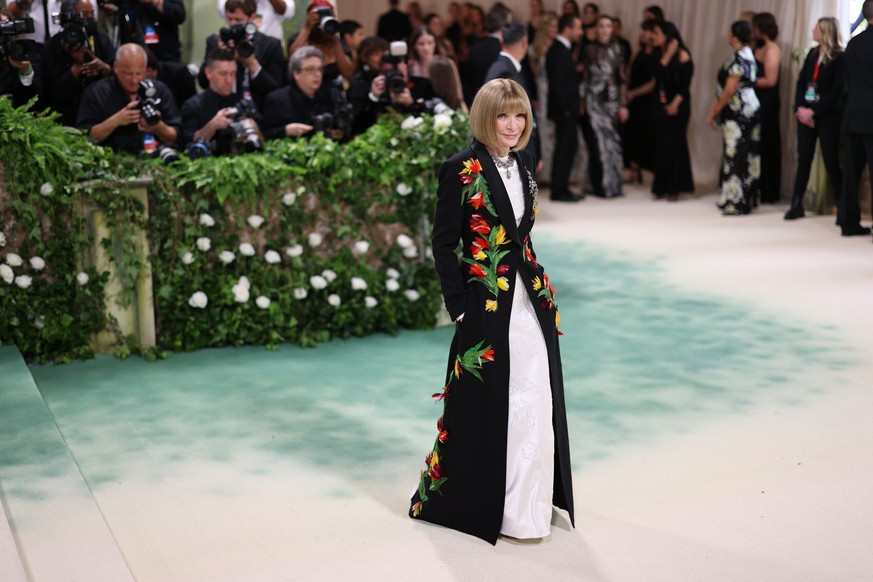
[1,0,872,237]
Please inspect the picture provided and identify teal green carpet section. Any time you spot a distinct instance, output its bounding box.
[26,238,853,487]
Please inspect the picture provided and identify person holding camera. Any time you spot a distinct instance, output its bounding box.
[261,45,340,140]
[216,0,294,47]
[0,11,44,106]
[348,39,434,135]
[199,0,285,113]
[108,0,186,63]
[181,48,263,156]
[42,0,113,126]
[77,42,180,154]
[287,0,354,85]
[6,0,97,45]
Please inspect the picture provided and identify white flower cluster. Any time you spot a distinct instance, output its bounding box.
[232,276,250,303]
[196,237,211,251]
[354,240,369,255]
[286,244,304,258]
[396,234,418,258]
[199,213,215,227]
[189,291,208,308]
[264,250,281,264]
[396,183,413,196]
[0,231,6,247]
[247,215,265,229]
[401,116,425,131]
[239,242,255,256]
[351,277,367,291]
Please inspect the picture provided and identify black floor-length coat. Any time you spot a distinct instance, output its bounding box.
[409,140,575,545]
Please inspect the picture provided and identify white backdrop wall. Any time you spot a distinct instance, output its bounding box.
[339,0,842,193]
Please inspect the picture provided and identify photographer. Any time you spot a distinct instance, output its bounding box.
[181,48,263,156]
[287,0,354,84]
[110,0,186,63]
[145,46,195,113]
[198,0,285,112]
[43,0,113,126]
[261,45,345,141]
[6,0,97,45]
[348,39,434,135]
[77,42,180,154]
[216,0,294,47]
[1,13,43,106]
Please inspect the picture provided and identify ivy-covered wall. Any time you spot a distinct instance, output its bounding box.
[0,100,470,363]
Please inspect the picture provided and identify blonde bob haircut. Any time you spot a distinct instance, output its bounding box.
[469,78,533,152]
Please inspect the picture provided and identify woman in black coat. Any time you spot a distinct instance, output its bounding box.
[408,79,574,545]
[785,17,845,220]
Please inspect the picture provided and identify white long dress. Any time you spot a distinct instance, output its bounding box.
[496,154,555,539]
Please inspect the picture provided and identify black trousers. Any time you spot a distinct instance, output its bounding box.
[551,113,578,198]
[791,117,842,210]
[839,132,873,228]
[579,112,602,196]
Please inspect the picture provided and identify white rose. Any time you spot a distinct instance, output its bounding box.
[386,278,400,292]
[364,296,378,309]
[308,232,323,247]
[354,240,370,255]
[255,295,271,309]
[321,269,337,283]
[247,214,265,229]
[29,256,45,270]
[264,250,281,264]
[390,138,399,147]
[433,113,453,131]
[40,182,54,196]
[351,277,368,291]
[15,275,32,289]
[232,283,250,303]
[0,232,6,247]
[395,234,413,249]
[286,244,303,258]
[433,101,451,115]
[196,237,211,251]
[188,291,208,308]
[327,293,341,307]
[403,245,419,259]
[182,251,195,265]
[237,276,251,289]
[404,289,420,302]
[199,213,215,227]
[296,186,307,195]
[76,271,89,285]
[0,264,13,284]
[396,182,413,196]
[218,250,235,264]
[282,192,297,206]
[34,315,45,330]
[310,275,328,290]
[401,115,424,130]
[239,242,256,256]
[293,287,308,300]
[386,267,400,280]
[5,253,23,267]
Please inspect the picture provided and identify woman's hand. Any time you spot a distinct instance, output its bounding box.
[707,103,720,129]
[617,105,629,123]
[664,101,679,117]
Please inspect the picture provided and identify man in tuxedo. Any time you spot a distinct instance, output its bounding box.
[462,4,510,107]
[485,20,540,167]
[376,0,411,43]
[838,0,873,237]
[198,0,286,113]
[546,13,583,202]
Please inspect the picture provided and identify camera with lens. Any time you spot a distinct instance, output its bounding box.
[219,22,257,59]
[54,7,97,49]
[226,99,263,152]
[153,144,180,165]
[380,41,408,99]
[0,17,37,64]
[310,78,353,141]
[312,6,339,35]
[186,137,215,159]
[136,79,162,126]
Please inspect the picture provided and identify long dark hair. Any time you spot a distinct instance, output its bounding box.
[653,20,691,59]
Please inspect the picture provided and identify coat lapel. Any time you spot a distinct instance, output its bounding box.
[514,151,535,243]
[471,141,522,245]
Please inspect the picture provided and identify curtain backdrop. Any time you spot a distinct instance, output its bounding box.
[339,0,842,193]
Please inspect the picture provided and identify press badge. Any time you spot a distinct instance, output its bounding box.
[144,25,159,44]
[804,83,818,103]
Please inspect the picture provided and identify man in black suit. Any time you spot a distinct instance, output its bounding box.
[485,20,540,167]
[376,0,411,43]
[198,0,286,113]
[546,13,583,202]
[461,4,510,107]
[839,0,873,237]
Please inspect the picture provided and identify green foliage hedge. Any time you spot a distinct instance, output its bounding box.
[0,99,471,362]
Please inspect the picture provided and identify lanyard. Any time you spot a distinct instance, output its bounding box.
[813,55,822,85]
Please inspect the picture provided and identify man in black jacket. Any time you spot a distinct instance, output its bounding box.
[376,0,411,43]
[485,20,540,167]
[261,45,334,140]
[546,13,582,201]
[42,0,114,126]
[113,0,186,63]
[838,0,873,238]
[462,5,509,107]
[199,0,285,113]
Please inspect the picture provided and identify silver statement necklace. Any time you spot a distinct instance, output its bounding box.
[490,152,515,179]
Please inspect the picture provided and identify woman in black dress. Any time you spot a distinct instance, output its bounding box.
[624,20,658,181]
[752,12,783,204]
[649,20,694,201]
[785,17,845,220]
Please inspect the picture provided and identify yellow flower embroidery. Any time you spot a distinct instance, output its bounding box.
[485,299,498,312]
[555,310,561,326]
[493,225,508,246]
[430,450,439,468]
[532,276,542,291]
[497,277,509,291]
[473,250,486,261]
[453,357,461,379]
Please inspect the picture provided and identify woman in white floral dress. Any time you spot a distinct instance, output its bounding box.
[707,20,761,215]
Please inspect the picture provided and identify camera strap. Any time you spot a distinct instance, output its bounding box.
[41,0,51,42]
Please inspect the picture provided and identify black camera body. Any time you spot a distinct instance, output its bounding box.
[381,41,409,97]
[136,79,162,126]
[186,137,214,159]
[0,17,37,63]
[226,98,263,152]
[219,22,257,59]
[56,9,97,49]
[311,78,353,141]
[153,144,180,165]
[313,7,339,35]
